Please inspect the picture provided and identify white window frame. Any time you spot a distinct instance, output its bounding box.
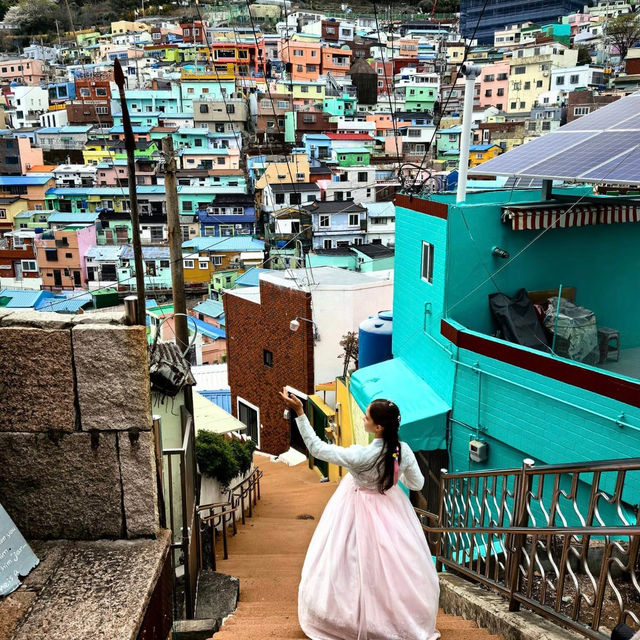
[199,259,210,270]
[183,259,195,269]
[319,214,330,228]
[21,259,38,272]
[348,213,359,227]
[237,396,260,448]
[212,256,223,266]
[421,241,434,284]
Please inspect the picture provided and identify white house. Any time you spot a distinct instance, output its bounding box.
[7,86,49,128]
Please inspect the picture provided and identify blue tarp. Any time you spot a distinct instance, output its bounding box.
[350,358,450,451]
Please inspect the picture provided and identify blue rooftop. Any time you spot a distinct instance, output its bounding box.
[121,245,170,259]
[469,144,501,151]
[193,299,224,318]
[0,176,52,186]
[37,293,93,313]
[0,289,49,309]
[48,212,99,224]
[234,268,275,287]
[187,315,226,341]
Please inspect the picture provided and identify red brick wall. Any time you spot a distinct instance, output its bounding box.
[224,279,314,455]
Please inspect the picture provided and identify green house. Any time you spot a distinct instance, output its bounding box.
[335,147,371,167]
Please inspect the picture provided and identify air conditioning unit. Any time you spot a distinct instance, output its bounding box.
[543,71,549,77]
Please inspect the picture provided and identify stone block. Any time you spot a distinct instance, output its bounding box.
[0,327,75,432]
[73,325,152,431]
[0,432,123,540]
[72,312,126,325]
[0,590,37,640]
[0,310,75,329]
[118,431,158,537]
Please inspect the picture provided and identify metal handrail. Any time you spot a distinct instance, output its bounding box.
[419,457,640,639]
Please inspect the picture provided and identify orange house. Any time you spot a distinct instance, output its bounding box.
[278,40,322,82]
[321,44,352,77]
[0,175,55,212]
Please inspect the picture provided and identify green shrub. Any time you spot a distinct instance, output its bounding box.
[231,438,257,476]
[195,431,257,487]
[195,431,239,488]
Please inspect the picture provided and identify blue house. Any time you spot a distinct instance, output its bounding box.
[197,193,256,237]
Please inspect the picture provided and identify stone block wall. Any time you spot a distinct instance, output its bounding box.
[0,311,157,540]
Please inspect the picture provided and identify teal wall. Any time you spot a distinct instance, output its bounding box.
[392,192,640,510]
[359,255,394,272]
[306,252,356,270]
[444,187,640,348]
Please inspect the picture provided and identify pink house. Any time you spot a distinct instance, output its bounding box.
[17,137,44,173]
[479,60,510,111]
[179,148,240,171]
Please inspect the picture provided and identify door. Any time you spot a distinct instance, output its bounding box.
[101,263,117,281]
[237,399,259,446]
[53,269,62,286]
[13,261,22,280]
[73,270,81,287]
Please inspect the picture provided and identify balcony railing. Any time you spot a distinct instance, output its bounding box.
[417,457,640,639]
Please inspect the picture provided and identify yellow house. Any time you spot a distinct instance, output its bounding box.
[274,80,325,103]
[0,197,29,232]
[507,43,578,114]
[468,144,502,167]
[446,43,465,64]
[111,20,150,34]
[255,152,310,189]
[83,142,111,165]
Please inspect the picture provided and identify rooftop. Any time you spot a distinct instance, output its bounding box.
[260,266,392,291]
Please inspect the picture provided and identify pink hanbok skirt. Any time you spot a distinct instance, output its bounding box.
[298,473,441,640]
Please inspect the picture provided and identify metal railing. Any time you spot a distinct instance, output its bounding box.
[196,467,263,571]
[417,458,640,639]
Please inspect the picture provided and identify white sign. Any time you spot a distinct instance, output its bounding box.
[0,503,39,596]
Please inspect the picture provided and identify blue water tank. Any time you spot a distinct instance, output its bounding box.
[358,311,393,369]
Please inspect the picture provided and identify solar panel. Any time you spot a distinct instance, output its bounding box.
[467,131,596,175]
[523,131,640,180]
[468,93,640,185]
[582,146,640,183]
[560,96,640,131]
[504,176,543,189]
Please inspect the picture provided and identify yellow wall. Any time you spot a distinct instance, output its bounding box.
[255,153,310,189]
[469,147,501,167]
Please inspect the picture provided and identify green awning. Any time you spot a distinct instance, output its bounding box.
[350,358,450,451]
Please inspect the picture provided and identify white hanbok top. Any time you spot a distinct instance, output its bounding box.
[295,414,425,491]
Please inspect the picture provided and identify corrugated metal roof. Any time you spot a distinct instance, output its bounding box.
[197,390,231,413]
[47,212,99,223]
[37,295,92,313]
[188,315,226,341]
[86,245,126,260]
[0,176,52,186]
[234,268,274,287]
[191,363,229,390]
[193,299,224,318]
[365,202,396,218]
[182,236,264,252]
[0,288,48,308]
[121,245,170,259]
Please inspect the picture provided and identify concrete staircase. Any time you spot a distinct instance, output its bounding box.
[208,455,503,640]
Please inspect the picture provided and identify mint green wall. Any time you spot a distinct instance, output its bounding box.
[359,255,394,272]
[306,252,356,270]
[284,112,296,144]
[337,151,371,167]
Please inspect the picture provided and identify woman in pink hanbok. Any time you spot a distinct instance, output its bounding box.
[280,389,441,640]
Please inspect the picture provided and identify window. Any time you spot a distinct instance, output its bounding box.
[536,80,543,88]
[524,82,531,90]
[319,214,330,228]
[183,259,194,268]
[348,213,359,227]
[182,201,193,211]
[199,259,209,269]
[497,88,504,96]
[96,106,109,115]
[357,171,367,182]
[21,260,37,272]
[296,172,305,181]
[556,76,565,85]
[323,239,332,249]
[421,241,434,284]
[263,349,273,367]
[520,102,525,109]
[484,89,492,97]
[542,121,551,131]
[277,100,288,109]
[514,66,525,75]
[483,74,494,82]
[237,398,259,444]
[574,106,590,116]
[293,49,304,56]
[275,193,285,204]
[0,209,5,219]
[160,260,170,269]
[226,104,235,114]
[95,87,107,97]
[199,104,209,113]
[570,74,579,84]
[212,256,222,265]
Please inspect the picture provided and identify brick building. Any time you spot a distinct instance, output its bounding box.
[225,267,394,455]
[225,278,314,454]
[566,90,622,123]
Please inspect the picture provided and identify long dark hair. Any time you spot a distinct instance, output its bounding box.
[368,398,402,494]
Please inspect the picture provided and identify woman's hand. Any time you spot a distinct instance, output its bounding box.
[279,387,305,417]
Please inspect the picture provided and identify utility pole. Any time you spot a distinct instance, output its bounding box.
[161,135,189,357]
[114,58,146,324]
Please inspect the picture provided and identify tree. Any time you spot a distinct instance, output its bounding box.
[576,45,592,66]
[603,13,640,64]
[338,331,359,378]
[3,0,64,35]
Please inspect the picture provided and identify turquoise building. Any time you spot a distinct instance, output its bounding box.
[351,187,640,510]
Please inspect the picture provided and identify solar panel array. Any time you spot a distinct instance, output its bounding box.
[469,92,640,185]
[503,176,543,189]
